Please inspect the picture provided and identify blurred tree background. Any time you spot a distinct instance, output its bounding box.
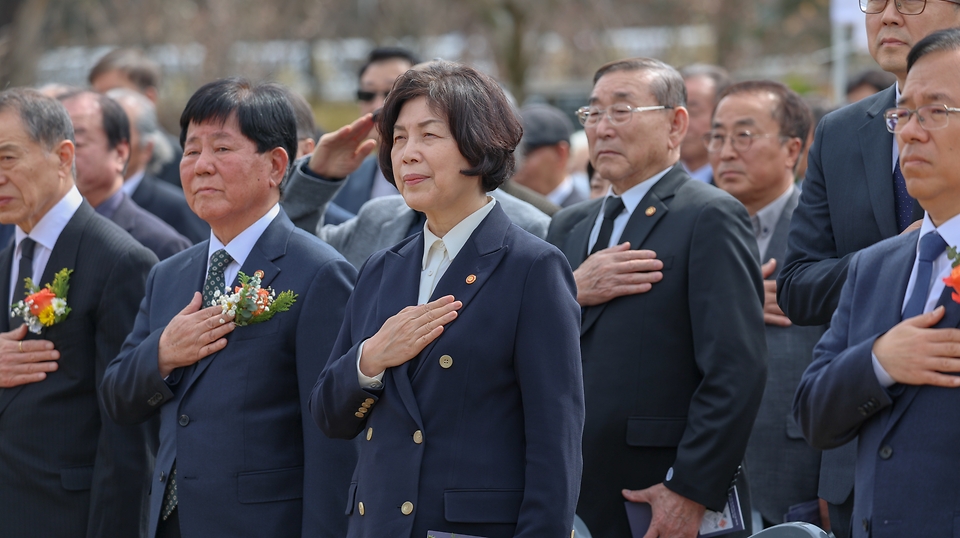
[0,0,846,131]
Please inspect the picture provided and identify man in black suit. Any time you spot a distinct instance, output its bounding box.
[777,2,960,535]
[709,80,825,528]
[108,88,209,243]
[547,58,767,538]
[59,90,190,260]
[0,88,158,537]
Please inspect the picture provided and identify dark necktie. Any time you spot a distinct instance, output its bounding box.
[161,248,235,521]
[902,231,948,320]
[10,238,36,328]
[893,160,917,233]
[591,197,625,256]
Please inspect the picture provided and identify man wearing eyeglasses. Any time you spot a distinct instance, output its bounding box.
[547,58,767,538]
[708,80,827,530]
[777,2,960,535]
[794,28,960,538]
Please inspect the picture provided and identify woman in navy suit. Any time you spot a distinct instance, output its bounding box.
[310,61,584,538]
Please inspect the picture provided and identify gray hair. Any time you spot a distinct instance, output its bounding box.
[0,88,75,150]
[593,58,687,108]
[105,87,173,173]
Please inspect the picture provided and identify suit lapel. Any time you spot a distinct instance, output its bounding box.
[765,188,800,275]
[567,200,604,271]
[858,86,898,239]
[581,168,682,335]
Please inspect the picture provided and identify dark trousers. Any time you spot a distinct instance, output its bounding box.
[828,495,854,538]
[155,507,181,538]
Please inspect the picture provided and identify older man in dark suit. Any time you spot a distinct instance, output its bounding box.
[59,90,190,260]
[795,29,960,537]
[0,89,158,538]
[777,2,960,535]
[100,78,357,538]
[709,80,825,528]
[547,58,767,538]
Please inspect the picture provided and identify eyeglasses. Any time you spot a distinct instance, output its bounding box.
[357,89,389,102]
[884,104,960,132]
[576,104,672,127]
[703,131,779,153]
[859,0,960,15]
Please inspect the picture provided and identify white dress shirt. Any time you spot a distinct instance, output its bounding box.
[872,211,960,387]
[10,187,83,301]
[205,204,280,290]
[587,166,672,255]
[357,197,497,388]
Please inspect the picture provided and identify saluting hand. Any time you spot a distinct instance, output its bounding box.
[157,292,235,378]
[359,295,462,378]
[0,324,59,388]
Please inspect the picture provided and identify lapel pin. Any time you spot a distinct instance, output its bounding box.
[465,274,477,284]
[645,206,656,217]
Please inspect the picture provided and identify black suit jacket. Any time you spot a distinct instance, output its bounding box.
[109,193,191,261]
[131,174,209,244]
[0,201,158,538]
[547,165,767,537]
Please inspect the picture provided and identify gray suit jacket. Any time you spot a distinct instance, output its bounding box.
[283,158,551,268]
[745,187,826,523]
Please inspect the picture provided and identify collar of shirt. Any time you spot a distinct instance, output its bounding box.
[753,184,796,240]
[121,170,145,197]
[903,210,960,315]
[546,177,575,206]
[11,186,83,300]
[686,163,714,183]
[587,165,672,255]
[207,204,280,285]
[94,189,125,219]
[421,197,496,270]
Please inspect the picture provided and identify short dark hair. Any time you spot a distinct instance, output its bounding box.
[679,64,732,97]
[89,48,161,92]
[377,61,523,192]
[0,88,75,150]
[280,87,318,141]
[358,47,421,80]
[908,27,960,72]
[179,78,298,181]
[593,58,687,108]
[717,81,812,144]
[58,90,130,151]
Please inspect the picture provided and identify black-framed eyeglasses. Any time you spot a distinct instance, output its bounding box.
[357,89,389,102]
[703,130,780,153]
[884,104,960,132]
[859,0,960,15]
[575,104,672,127]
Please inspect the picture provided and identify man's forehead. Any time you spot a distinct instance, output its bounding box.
[713,92,777,125]
[185,115,243,141]
[590,72,654,103]
[901,51,960,104]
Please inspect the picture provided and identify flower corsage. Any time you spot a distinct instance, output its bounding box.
[944,246,960,303]
[217,270,297,326]
[10,268,72,334]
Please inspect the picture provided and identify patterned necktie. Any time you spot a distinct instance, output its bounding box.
[10,238,35,327]
[202,249,233,308]
[902,231,948,320]
[591,196,625,255]
[893,159,916,233]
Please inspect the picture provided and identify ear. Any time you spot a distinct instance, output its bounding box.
[783,136,804,171]
[297,138,316,158]
[56,139,75,181]
[144,87,159,104]
[143,139,155,162]
[667,106,689,150]
[266,147,290,188]
[115,141,131,174]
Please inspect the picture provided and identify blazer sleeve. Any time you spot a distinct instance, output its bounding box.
[665,197,768,510]
[777,117,855,326]
[281,158,347,225]
[512,248,585,538]
[99,265,176,425]
[296,256,360,538]
[793,250,894,450]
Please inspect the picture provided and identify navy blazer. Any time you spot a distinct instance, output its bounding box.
[100,211,359,538]
[793,229,960,537]
[311,203,584,538]
[131,174,210,244]
[109,193,191,260]
[331,156,397,215]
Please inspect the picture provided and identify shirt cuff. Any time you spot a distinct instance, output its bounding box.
[356,340,384,389]
[871,351,896,388]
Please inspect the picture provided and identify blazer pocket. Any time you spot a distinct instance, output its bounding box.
[625,417,687,448]
[444,489,524,523]
[345,482,357,516]
[237,466,303,503]
[60,465,94,491]
[231,318,281,341]
[785,414,805,440]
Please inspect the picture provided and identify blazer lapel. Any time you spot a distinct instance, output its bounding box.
[859,86,898,239]
[765,188,801,274]
[581,167,682,335]
[567,199,604,271]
